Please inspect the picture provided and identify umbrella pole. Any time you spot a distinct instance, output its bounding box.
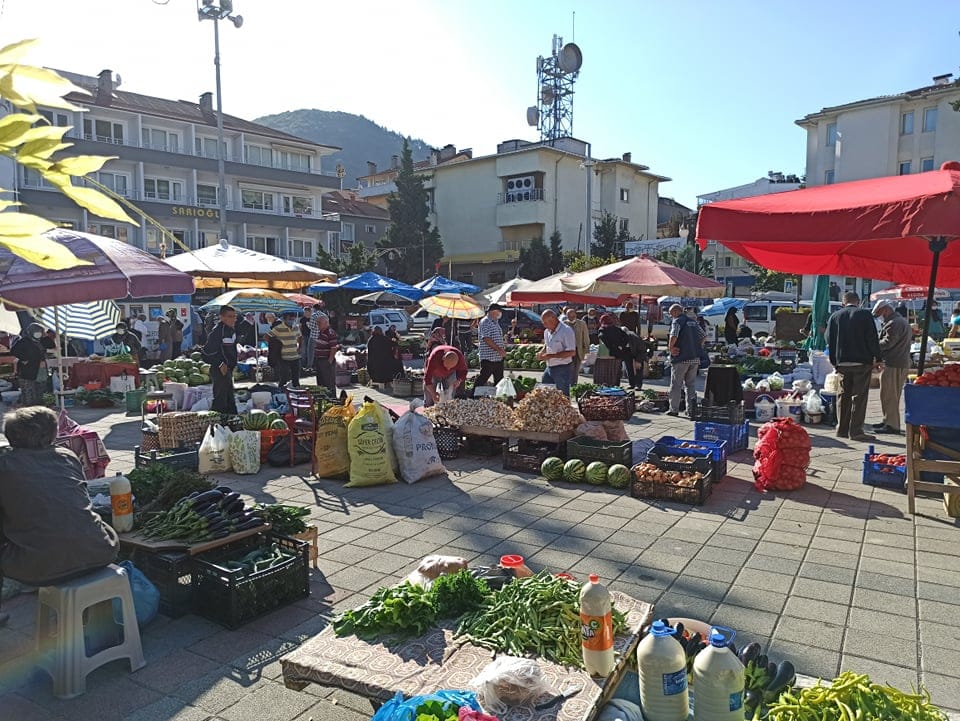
[917,237,947,375]
[55,306,65,412]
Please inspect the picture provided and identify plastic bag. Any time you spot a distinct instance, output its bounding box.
[228,430,261,474]
[346,401,398,487]
[470,655,552,715]
[371,690,481,721]
[753,417,810,492]
[392,399,447,483]
[576,421,608,441]
[266,434,312,467]
[118,561,159,626]
[198,424,232,473]
[406,554,469,586]
[602,420,629,442]
[767,372,785,391]
[802,390,823,414]
[494,376,517,398]
[598,699,644,721]
[313,396,356,479]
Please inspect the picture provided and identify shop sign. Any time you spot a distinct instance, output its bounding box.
[171,206,220,219]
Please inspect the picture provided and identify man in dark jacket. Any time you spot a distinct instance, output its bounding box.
[11,322,46,406]
[235,312,257,348]
[598,314,637,389]
[826,292,882,441]
[202,305,239,414]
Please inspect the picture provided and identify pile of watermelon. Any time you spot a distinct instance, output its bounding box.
[241,409,288,431]
[540,456,631,489]
[504,344,548,371]
[147,353,211,387]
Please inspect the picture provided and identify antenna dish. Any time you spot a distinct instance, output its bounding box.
[526,106,540,127]
[558,42,583,73]
[540,86,555,105]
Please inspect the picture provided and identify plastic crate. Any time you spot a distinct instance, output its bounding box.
[134,444,200,470]
[695,420,749,453]
[433,425,462,460]
[138,551,194,618]
[578,390,636,421]
[692,401,745,425]
[503,440,556,474]
[192,533,310,630]
[645,448,713,475]
[651,438,727,481]
[630,467,714,505]
[464,435,505,457]
[861,445,906,490]
[566,436,633,466]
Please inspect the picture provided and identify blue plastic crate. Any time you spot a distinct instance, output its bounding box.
[652,437,728,480]
[861,445,906,489]
[694,420,749,453]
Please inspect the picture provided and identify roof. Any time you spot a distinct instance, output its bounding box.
[797,76,960,125]
[321,191,390,220]
[56,70,340,151]
[356,153,471,181]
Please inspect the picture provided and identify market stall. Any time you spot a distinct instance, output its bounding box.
[69,359,140,390]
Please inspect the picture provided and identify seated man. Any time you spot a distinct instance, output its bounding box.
[0,406,119,626]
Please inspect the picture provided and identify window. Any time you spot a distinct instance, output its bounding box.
[83,118,124,144]
[921,157,935,172]
[923,106,937,132]
[724,256,732,267]
[287,238,315,260]
[281,194,313,215]
[618,218,629,234]
[146,228,187,255]
[826,122,837,146]
[97,172,129,197]
[141,128,178,152]
[327,232,340,252]
[340,222,355,242]
[899,160,911,176]
[900,111,914,135]
[87,223,129,243]
[743,305,770,322]
[619,188,630,202]
[364,224,377,234]
[824,169,835,185]
[245,235,278,255]
[144,178,184,201]
[244,144,272,167]
[22,167,54,188]
[275,150,311,172]
[241,189,274,211]
[197,183,219,206]
[195,137,226,159]
[39,109,69,127]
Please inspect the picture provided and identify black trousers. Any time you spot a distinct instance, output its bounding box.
[276,359,300,388]
[315,358,337,396]
[475,359,504,387]
[211,367,237,415]
[837,363,873,438]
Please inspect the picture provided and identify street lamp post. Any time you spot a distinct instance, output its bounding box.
[583,143,595,260]
[198,0,243,243]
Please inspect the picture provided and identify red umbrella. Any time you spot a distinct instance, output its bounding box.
[560,255,724,298]
[284,293,320,307]
[869,284,951,301]
[695,160,960,370]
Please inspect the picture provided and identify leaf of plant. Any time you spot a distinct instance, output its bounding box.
[0,39,39,65]
[19,139,71,160]
[57,185,138,225]
[2,63,90,110]
[0,233,91,270]
[51,154,115,177]
[0,112,41,145]
[0,211,56,238]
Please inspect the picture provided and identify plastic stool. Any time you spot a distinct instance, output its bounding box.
[35,564,146,698]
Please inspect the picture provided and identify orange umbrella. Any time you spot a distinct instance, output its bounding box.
[284,293,320,307]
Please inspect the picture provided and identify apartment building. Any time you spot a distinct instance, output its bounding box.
[11,69,341,262]
[321,190,390,256]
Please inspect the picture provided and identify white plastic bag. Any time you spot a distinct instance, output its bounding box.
[198,424,232,474]
[802,390,824,414]
[494,376,517,398]
[228,430,261,475]
[392,400,447,483]
[471,656,552,715]
[109,373,136,393]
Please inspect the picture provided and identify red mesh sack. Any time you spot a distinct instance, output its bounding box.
[753,418,810,492]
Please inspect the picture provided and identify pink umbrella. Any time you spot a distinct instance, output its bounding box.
[869,284,950,301]
[284,293,321,307]
[0,228,195,307]
[560,255,725,299]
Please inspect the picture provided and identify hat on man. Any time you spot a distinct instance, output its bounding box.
[872,300,893,316]
[488,303,504,313]
[599,313,616,327]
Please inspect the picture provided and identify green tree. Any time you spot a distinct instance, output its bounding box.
[591,210,619,258]
[518,236,552,280]
[748,263,798,292]
[562,250,619,273]
[548,230,564,274]
[379,137,443,283]
[313,243,377,331]
[655,245,715,277]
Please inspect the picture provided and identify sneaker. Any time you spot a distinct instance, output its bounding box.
[850,433,877,442]
[666,411,680,417]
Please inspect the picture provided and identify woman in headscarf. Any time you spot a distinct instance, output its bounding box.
[724,307,740,345]
[597,313,637,388]
[11,323,47,406]
[425,325,448,356]
[367,326,403,382]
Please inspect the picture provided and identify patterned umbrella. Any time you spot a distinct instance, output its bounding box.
[199,288,301,315]
[283,293,321,307]
[418,293,484,320]
[37,300,122,340]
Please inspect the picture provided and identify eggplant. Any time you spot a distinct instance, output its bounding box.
[765,660,796,697]
[744,688,763,710]
[233,518,264,532]
[674,621,685,639]
[767,660,777,679]
[739,642,763,666]
[215,485,234,494]
[188,490,223,506]
[755,654,768,670]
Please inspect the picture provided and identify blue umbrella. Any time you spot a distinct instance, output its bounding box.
[414,274,480,295]
[699,297,748,317]
[308,271,424,299]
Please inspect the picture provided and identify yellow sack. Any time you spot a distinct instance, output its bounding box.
[313,395,356,479]
[346,401,398,487]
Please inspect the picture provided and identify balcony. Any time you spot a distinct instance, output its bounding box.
[495,189,548,228]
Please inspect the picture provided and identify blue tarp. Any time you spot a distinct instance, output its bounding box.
[414,274,480,295]
[308,272,424,300]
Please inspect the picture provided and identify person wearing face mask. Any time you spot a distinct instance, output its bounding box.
[105,322,141,358]
[475,303,506,386]
[11,323,47,406]
[265,310,301,387]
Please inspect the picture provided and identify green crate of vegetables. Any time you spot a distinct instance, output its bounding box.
[192,533,309,629]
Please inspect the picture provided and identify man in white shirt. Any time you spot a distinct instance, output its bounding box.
[538,309,576,396]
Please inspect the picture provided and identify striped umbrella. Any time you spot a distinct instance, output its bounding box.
[199,288,301,315]
[418,293,485,320]
[37,300,121,340]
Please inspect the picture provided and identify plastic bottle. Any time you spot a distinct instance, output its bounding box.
[579,574,615,677]
[636,620,689,721]
[692,627,745,721]
[498,554,533,578]
[109,472,134,533]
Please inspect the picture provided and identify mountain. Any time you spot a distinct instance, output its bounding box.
[254,109,433,186]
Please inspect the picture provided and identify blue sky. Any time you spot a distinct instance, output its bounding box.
[2,0,959,208]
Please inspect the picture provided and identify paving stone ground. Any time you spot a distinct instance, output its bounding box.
[1,373,958,720]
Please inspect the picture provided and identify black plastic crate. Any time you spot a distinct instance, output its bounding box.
[645,449,713,475]
[566,436,633,466]
[192,533,309,630]
[134,444,200,470]
[465,435,505,457]
[692,402,745,425]
[503,440,556,474]
[630,467,714,505]
[139,551,194,618]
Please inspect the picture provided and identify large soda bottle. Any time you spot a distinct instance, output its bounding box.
[636,620,689,721]
[579,574,615,676]
[109,472,133,532]
[692,626,745,721]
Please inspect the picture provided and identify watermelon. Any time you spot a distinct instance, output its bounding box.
[190,352,203,362]
[541,456,565,481]
[586,461,609,485]
[607,464,631,489]
[563,459,586,483]
[266,411,280,423]
[269,419,288,430]
[243,409,271,430]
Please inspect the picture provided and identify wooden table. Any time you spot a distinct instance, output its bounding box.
[905,424,960,515]
[280,590,653,721]
[69,361,140,390]
[458,425,574,444]
[118,523,270,556]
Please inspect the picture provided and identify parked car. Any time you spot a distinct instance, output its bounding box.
[410,307,441,331]
[365,309,411,333]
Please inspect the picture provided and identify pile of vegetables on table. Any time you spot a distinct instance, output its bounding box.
[128,463,215,513]
[912,365,960,387]
[423,387,583,433]
[423,398,517,429]
[252,503,310,536]
[138,487,264,542]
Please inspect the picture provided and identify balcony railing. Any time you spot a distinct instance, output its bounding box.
[496,188,545,204]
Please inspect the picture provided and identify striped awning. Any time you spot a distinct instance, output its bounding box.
[37,300,122,340]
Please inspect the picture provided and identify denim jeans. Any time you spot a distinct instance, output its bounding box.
[542,362,573,396]
[669,358,700,415]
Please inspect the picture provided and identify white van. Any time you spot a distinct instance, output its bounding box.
[740,301,795,338]
[409,307,440,332]
[366,309,411,333]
